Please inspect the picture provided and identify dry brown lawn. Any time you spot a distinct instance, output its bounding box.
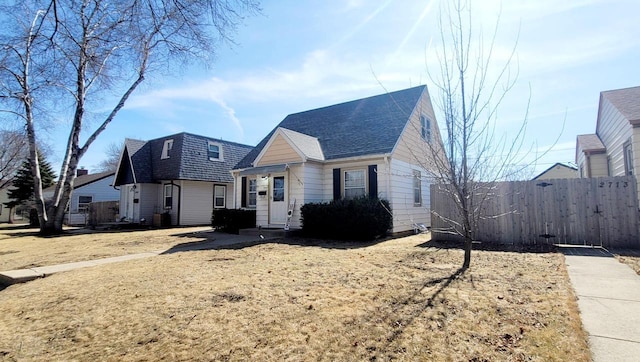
[615,255,640,275]
[0,229,590,361]
[0,224,211,271]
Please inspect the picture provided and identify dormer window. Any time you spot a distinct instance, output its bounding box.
[421,115,432,143]
[208,141,223,161]
[161,139,173,159]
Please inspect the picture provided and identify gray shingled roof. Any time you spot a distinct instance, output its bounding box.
[43,171,115,193]
[235,85,426,169]
[601,86,640,122]
[577,134,606,152]
[115,133,253,186]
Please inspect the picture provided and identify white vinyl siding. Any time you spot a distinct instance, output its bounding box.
[180,180,218,225]
[596,98,634,176]
[65,175,119,225]
[389,158,431,233]
[303,162,324,204]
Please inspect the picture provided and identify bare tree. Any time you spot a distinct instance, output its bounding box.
[411,0,530,269]
[96,141,123,172]
[0,129,27,190]
[0,0,259,234]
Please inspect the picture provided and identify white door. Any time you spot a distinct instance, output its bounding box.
[269,175,287,225]
[125,185,136,221]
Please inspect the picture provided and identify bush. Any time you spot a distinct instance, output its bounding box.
[300,196,392,241]
[211,208,256,234]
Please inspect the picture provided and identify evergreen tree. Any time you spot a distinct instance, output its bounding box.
[5,153,56,208]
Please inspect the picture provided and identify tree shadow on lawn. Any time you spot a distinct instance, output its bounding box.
[418,238,640,258]
[0,225,205,240]
[162,230,395,254]
[417,239,559,254]
[374,266,466,357]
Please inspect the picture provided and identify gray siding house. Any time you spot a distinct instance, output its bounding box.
[576,86,640,199]
[114,132,253,226]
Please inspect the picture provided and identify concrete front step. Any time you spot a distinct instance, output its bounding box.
[238,227,299,238]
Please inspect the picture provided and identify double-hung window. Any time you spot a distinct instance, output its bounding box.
[77,195,93,212]
[214,185,226,208]
[420,115,432,143]
[413,170,422,206]
[161,139,173,159]
[248,179,257,208]
[208,141,222,161]
[164,184,173,209]
[344,169,366,199]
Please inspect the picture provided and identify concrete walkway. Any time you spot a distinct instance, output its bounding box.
[563,247,640,362]
[0,232,266,287]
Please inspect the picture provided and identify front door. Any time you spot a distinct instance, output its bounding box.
[269,175,287,225]
[125,185,136,221]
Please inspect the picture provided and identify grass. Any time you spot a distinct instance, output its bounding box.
[0,228,590,361]
[0,224,212,271]
[615,255,640,275]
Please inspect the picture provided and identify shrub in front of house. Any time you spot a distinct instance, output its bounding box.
[300,196,392,241]
[211,208,256,234]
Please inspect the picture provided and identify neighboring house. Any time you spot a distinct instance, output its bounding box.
[231,85,445,234]
[113,132,253,226]
[0,188,11,223]
[576,85,640,198]
[532,162,578,181]
[43,170,118,225]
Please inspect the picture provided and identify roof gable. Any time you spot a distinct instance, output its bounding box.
[600,86,640,124]
[43,171,115,193]
[235,85,426,169]
[254,127,324,166]
[532,162,577,180]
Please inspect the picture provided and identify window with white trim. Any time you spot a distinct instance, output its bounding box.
[420,115,432,143]
[344,169,366,199]
[413,170,422,206]
[248,179,257,208]
[208,141,223,161]
[214,185,226,208]
[161,139,173,159]
[164,184,173,209]
[624,140,634,175]
[77,195,93,212]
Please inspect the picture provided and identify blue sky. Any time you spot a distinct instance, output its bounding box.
[54,0,640,177]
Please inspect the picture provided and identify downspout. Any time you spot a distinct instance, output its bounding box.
[384,155,391,200]
[172,181,181,226]
[232,172,237,208]
[586,153,592,178]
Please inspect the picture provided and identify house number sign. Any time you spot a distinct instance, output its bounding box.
[598,181,629,188]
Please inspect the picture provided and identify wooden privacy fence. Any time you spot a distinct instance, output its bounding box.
[430,176,640,249]
[88,201,119,226]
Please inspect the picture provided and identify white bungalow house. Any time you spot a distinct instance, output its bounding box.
[113,132,253,226]
[42,170,119,225]
[576,85,640,199]
[231,85,445,234]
